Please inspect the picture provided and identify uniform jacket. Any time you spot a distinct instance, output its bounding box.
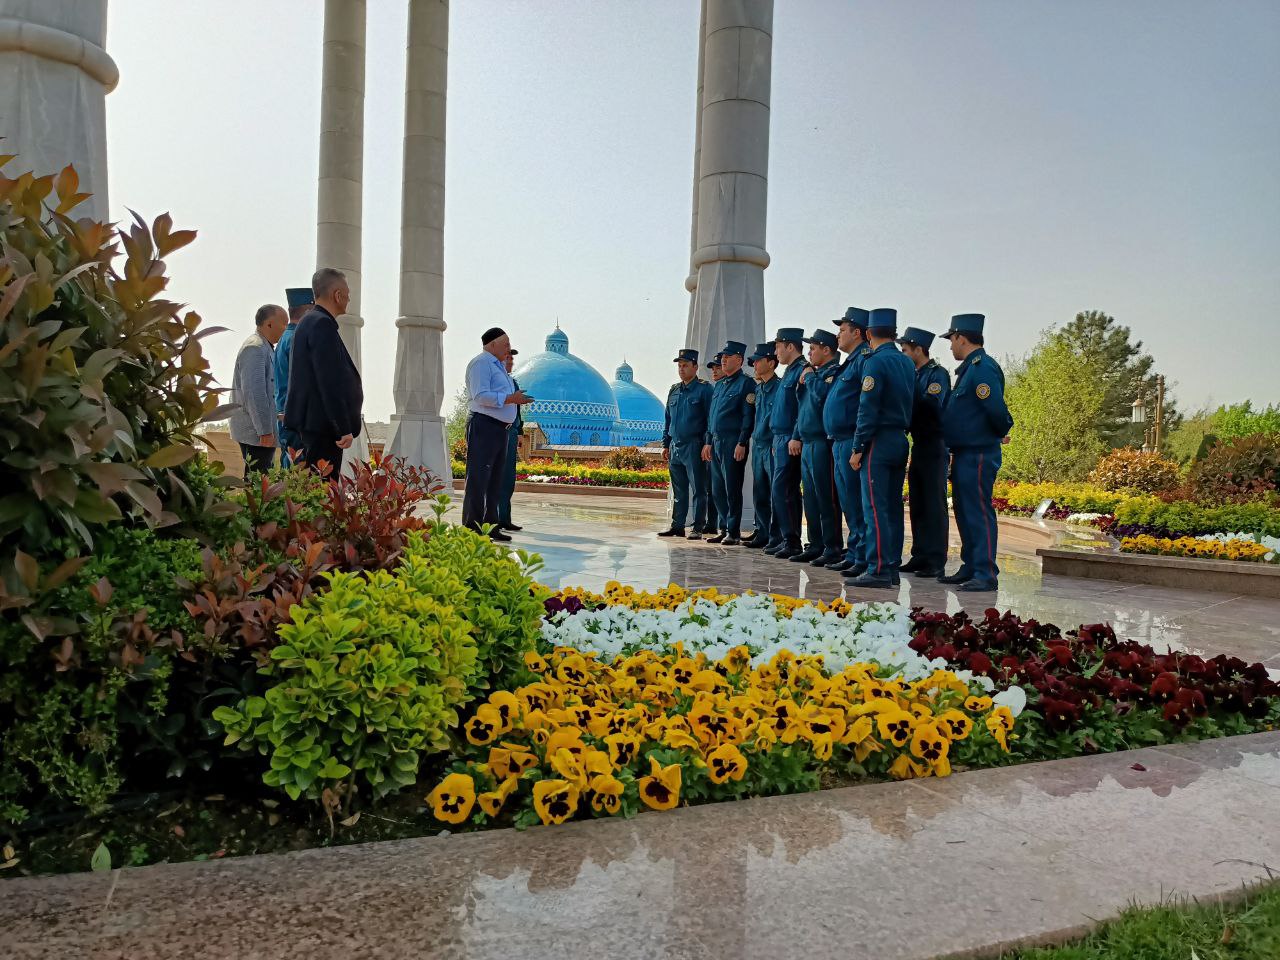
[663,377,714,447]
[824,344,872,441]
[853,342,915,453]
[283,305,363,439]
[942,348,1014,449]
[707,368,756,444]
[911,359,951,439]
[229,332,276,445]
[768,360,804,439]
[273,322,296,415]
[794,357,842,441]
[751,375,780,442]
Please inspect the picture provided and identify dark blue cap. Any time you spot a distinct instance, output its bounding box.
[774,327,805,345]
[803,329,838,350]
[941,313,985,340]
[835,307,869,329]
[868,308,898,333]
[747,342,777,365]
[706,352,723,369]
[896,326,935,351]
[720,340,747,356]
[673,348,700,363]
[286,287,314,309]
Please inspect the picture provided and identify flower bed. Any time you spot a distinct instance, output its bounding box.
[451,460,670,489]
[1119,534,1275,563]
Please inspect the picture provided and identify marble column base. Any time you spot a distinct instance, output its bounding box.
[386,412,450,484]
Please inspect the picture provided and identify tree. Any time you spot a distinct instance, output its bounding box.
[1167,401,1280,465]
[1058,310,1179,449]
[445,384,469,450]
[1003,333,1106,482]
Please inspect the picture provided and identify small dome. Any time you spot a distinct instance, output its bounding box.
[611,360,664,446]
[512,326,620,446]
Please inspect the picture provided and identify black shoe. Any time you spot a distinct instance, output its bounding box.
[501,523,523,532]
[827,559,854,573]
[657,528,686,538]
[841,564,868,579]
[744,538,766,549]
[489,530,513,543]
[899,559,926,573]
[938,567,973,585]
[775,546,802,560]
[957,580,998,593]
[706,533,727,544]
[722,536,741,546]
[763,545,782,556]
[686,531,703,540]
[911,567,944,578]
[845,572,894,589]
[790,548,822,563]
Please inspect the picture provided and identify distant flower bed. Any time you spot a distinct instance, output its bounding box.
[451,460,669,489]
[517,473,668,489]
[1120,534,1275,563]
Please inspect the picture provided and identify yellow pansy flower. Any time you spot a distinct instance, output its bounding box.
[706,743,748,784]
[588,773,625,815]
[427,773,476,824]
[477,776,518,817]
[532,778,579,825]
[638,756,682,810]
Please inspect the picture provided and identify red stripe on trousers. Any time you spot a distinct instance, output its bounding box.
[979,452,993,571]
[867,441,882,574]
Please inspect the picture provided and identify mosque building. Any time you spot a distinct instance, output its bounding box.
[512,326,664,448]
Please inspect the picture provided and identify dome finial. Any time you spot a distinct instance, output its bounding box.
[546,322,569,355]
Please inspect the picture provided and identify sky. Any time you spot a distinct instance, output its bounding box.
[104,0,1280,421]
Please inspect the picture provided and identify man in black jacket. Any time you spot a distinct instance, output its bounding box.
[283,267,363,477]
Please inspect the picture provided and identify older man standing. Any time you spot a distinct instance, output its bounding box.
[230,303,286,478]
[274,287,313,468]
[463,328,531,540]
[284,268,364,476]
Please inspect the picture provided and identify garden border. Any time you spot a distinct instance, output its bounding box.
[452,478,668,499]
[1037,547,1280,598]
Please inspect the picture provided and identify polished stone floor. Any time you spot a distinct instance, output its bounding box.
[488,493,1280,669]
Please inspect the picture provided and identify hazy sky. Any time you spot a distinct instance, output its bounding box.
[105,0,1280,421]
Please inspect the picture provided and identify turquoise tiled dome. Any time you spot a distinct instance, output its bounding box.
[610,362,664,446]
[512,327,620,446]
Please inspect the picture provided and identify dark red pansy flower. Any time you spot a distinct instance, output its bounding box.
[1149,672,1180,700]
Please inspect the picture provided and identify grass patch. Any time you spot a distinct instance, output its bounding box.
[1006,882,1280,959]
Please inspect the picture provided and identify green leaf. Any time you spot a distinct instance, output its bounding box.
[90,842,112,872]
[142,443,196,469]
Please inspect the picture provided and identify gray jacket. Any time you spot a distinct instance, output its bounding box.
[229,332,277,445]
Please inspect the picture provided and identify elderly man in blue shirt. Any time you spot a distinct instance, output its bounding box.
[463,327,532,540]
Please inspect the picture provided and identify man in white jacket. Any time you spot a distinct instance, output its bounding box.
[230,304,287,477]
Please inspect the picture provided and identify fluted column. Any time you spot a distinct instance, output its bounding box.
[386,0,450,479]
[684,0,772,366]
[683,0,708,305]
[316,0,366,369]
[0,0,118,220]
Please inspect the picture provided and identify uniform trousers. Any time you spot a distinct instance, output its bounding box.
[668,437,709,532]
[906,434,949,570]
[950,444,1002,583]
[831,438,865,566]
[462,413,510,531]
[749,437,777,544]
[800,438,842,557]
[860,430,909,577]
[710,435,747,537]
[497,427,520,526]
[770,436,802,548]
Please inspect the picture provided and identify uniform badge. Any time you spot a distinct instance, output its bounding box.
[862,376,875,392]
[971,357,981,366]
[976,383,991,400]
[746,393,756,404]
[825,376,834,384]
[927,382,942,396]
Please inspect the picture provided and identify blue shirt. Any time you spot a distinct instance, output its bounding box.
[768,361,804,438]
[751,375,780,441]
[274,322,297,414]
[663,377,714,446]
[942,348,1013,449]
[466,351,516,424]
[853,342,915,452]
[824,345,871,440]
[795,357,842,441]
[911,359,951,439]
[707,369,756,444]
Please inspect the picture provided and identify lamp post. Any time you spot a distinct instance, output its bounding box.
[1131,377,1165,453]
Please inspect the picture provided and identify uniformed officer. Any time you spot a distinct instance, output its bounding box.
[707,354,724,382]
[701,352,724,535]
[766,328,806,559]
[825,307,872,574]
[845,308,916,589]
[939,314,1013,592]
[744,342,781,549]
[897,327,951,577]
[792,329,844,566]
[703,341,756,545]
[659,348,714,540]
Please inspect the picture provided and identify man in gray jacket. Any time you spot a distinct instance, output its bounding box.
[230,303,287,477]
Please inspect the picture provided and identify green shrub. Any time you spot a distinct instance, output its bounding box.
[1086,447,1181,494]
[214,550,479,810]
[602,446,649,471]
[1188,433,1280,504]
[409,523,548,694]
[1114,497,1280,538]
[992,481,1132,514]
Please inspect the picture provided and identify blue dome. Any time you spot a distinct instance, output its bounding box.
[512,327,620,446]
[610,362,664,446]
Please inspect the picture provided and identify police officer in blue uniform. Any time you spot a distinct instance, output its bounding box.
[939,314,1014,592]
[744,342,781,549]
[897,327,951,577]
[766,328,806,558]
[702,353,725,536]
[659,348,714,539]
[845,308,916,589]
[825,307,872,574]
[792,329,844,566]
[703,341,756,545]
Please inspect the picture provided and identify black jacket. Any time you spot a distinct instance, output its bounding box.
[283,306,363,438]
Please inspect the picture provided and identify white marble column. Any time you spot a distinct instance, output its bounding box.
[386,0,450,479]
[316,0,366,369]
[683,0,708,308]
[0,0,117,221]
[684,0,772,366]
